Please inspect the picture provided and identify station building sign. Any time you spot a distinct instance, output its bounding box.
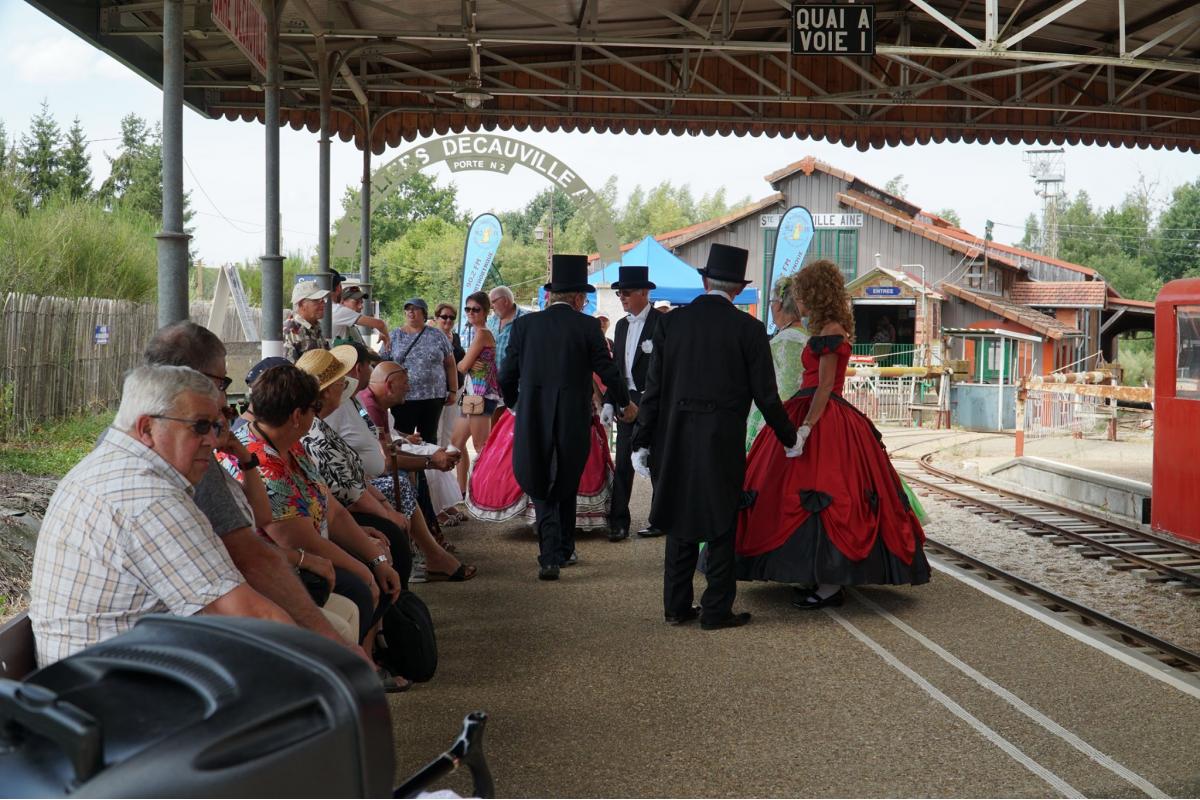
[761,212,863,228]
[791,3,875,56]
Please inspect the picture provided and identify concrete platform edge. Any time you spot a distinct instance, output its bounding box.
[928,554,1200,699]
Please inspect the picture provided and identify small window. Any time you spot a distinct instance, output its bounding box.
[803,229,858,283]
[1177,306,1200,400]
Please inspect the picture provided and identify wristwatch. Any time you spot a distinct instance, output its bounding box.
[238,452,260,471]
[369,553,389,567]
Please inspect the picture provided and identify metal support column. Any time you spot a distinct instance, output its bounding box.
[156,0,190,327]
[360,114,372,292]
[317,44,333,338]
[260,0,284,358]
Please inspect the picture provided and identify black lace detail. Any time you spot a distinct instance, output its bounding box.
[799,489,833,513]
[808,335,846,355]
[739,490,759,510]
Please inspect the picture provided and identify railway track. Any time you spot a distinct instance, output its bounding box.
[925,538,1200,673]
[895,454,1200,596]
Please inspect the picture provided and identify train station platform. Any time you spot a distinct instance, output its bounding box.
[393,483,1199,798]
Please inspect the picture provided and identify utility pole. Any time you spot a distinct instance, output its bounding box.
[1023,148,1065,259]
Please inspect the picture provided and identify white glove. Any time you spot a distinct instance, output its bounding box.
[632,448,651,478]
[599,403,615,425]
[784,425,811,458]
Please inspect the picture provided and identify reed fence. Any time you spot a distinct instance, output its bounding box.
[0,292,261,438]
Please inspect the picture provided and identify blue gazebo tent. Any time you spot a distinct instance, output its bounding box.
[590,236,759,306]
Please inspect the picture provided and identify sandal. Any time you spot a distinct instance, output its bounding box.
[437,513,460,528]
[377,667,414,693]
[426,564,478,582]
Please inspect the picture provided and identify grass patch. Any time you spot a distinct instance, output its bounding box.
[0,411,115,477]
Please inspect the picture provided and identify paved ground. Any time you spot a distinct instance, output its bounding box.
[390,480,1200,798]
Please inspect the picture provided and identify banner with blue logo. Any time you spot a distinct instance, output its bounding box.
[458,214,503,334]
[766,206,816,334]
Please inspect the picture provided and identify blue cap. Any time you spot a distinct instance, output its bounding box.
[245,356,292,387]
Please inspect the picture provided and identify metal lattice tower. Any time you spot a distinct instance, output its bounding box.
[1023,148,1066,259]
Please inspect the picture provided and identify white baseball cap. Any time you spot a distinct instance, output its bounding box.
[291,281,330,305]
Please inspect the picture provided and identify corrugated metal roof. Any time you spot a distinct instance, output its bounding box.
[941,282,1082,340]
[1011,281,1109,307]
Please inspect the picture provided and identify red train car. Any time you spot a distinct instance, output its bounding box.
[1153,278,1200,543]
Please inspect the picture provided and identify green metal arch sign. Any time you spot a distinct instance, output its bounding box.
[332,134,621,275]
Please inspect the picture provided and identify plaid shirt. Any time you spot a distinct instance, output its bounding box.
[283,316,329,362]
[30,428,242,666]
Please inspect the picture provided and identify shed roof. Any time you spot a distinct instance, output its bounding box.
[32,0,1200,153]
[941,283,1082,340]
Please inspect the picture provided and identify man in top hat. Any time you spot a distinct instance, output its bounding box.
[499,254,636,581]
[601,265,665,542]
[631,243,799,629]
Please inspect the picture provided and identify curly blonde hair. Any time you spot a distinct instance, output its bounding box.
[793,260,855,340]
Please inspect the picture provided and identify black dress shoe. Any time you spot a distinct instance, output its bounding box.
[538,565,560,581]
[792,588,845,610]
[608,527,629,542]
[636,526,664,538]
[664,605,701,626]
[701,612,752,630]
[563,551,578,566]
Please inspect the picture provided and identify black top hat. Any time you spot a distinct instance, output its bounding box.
[611,265,656,291]
[544,254,595,293]
[698,243,751,286]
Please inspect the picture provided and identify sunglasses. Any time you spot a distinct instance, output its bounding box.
[202,372,234,392]
[151,415,226,437]
[465,306,483,313]
[437,314,456,321]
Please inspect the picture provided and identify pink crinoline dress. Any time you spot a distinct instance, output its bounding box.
[465,410,615,529]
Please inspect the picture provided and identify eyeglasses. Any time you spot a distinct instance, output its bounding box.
[465,306,483,313]
[202,372,234,392]
[151,415,226,437]
[437,314,456,321]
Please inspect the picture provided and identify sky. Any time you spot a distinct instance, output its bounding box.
[3,1,1199,269]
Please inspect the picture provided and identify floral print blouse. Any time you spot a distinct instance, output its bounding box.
[220,423,329,538]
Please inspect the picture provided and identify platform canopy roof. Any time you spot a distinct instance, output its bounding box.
[29,0,1200,153]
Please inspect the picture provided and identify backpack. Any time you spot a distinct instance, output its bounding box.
[377,591,438,682]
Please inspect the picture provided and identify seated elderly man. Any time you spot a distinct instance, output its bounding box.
[144,321,368,658]
[29,364,290,666]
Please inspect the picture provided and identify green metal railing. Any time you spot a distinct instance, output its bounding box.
[851,343,916,367]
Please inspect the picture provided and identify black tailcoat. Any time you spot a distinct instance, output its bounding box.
[499,303,629,500]
[631,294,796,541]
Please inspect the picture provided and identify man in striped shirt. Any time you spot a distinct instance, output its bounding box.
[29,364,289,666]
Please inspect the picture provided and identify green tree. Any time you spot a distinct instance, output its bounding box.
[884,174,908,198]
[341,172,462,257]
[1017,212,1040,251]
[0,120,8,171]
[1149,179,1200,282]
[936,208,961,226]
[60,117,92,200]
[17,100,62,207]
[373,217,466,318]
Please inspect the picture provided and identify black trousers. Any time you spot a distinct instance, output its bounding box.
[664,525,736,623]
[531,450,583,568]
[391,397,444,444]
[332,566,387,643]
[609,389,641,531]
[351,511,413,592]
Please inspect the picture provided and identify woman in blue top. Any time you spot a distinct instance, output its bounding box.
[382,298,458,444]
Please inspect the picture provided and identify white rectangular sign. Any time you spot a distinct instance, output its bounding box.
[761,212,863,229]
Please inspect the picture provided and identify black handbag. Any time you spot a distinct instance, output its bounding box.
[377,591,438,683]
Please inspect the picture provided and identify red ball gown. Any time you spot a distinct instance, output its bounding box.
[465,409,614,529]
[736,336,930,586]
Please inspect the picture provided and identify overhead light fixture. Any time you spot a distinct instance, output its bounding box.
[453,77,492,110]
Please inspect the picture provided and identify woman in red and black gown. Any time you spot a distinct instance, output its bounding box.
[736,260,930,609]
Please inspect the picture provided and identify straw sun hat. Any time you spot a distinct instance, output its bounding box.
[296,345,358,391]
